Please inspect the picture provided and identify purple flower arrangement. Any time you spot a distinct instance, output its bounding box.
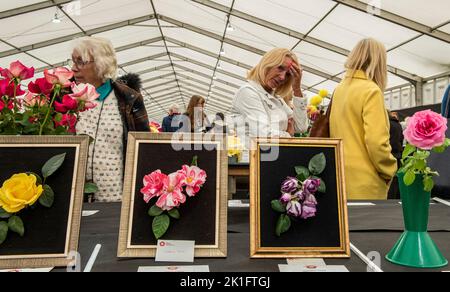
[271,153,327,237]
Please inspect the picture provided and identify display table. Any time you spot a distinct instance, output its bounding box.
[56,200,450,272]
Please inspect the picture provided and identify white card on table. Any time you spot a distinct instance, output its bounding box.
[82,210,100,217]
[286,258,326,268]
[138,265,210,272]
[228,200,250,208]
[155,240,195,263]
[0,267,54,273]
[347,203,376,206]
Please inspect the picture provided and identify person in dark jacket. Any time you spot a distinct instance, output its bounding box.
[161,104,181,132]
[441,85,450,118]
[70,36,149,202]
[388,111,404,199]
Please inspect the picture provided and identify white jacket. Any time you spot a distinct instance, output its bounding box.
[231,81,308,138]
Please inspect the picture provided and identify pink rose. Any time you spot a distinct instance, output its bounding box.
[404,110,448,150]
[300,204,317,220]
[23,92,47,107]
[156,172,187,211]
[70,83,99,111]
[44,68,74,88]
[178,165,207,197]
[54,95,78,113]
[0,61,34,81]
[0,99,13,111]
[141,170,167,203]
[54,114,77,133]
[0,78,24,97]
[28,77,54,95]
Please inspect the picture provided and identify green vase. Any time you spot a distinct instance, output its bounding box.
[386,172,448,268]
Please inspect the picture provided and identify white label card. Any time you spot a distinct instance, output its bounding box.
[138,265,210,272]
[155,240,195,263]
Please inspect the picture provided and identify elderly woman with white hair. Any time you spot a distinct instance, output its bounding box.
[231,48,308,138]
[70,36,149,202]
[162,103,182,132]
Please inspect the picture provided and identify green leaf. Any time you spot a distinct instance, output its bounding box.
[39,185,54,208]
[148,205,164,217]
[168,209,180,219]
[308,153,326,175]
[42,153,66,178]
[403,170,416,186]
[316,177,327,193]
[0,222,8,245]
[271,200,286,213]
[54,113,63,122]
[402,144,417,159]
[414,159,426,171]
[295,166,310,181]
[275,214,291,237]
[8,216,24,237]
[433,145,446,153]
[26,172,43,186]
[423,176,434,192]
[0,208,12,219]
[152,214,170,239]
[84,182,99,194]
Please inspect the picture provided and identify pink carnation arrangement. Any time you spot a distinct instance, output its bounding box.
[140,156,207,239]
[401,110,450,191]
[0,60,98,135]
[271,153,326,237]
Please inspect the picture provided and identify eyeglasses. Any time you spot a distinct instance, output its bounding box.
[67,59,94,68]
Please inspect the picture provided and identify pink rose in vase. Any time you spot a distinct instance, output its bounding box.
[404,110,448,150]
[44,68,74,88]
[70,83,99,111]
[0,61,34,81]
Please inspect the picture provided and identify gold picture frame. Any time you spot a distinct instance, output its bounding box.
[118,133,228,258]
[0,136,89,269]
[250,138,350,258]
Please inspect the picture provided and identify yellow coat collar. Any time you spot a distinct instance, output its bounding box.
[345,70,367,80]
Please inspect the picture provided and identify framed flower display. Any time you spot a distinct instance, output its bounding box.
[250,138,350,258]
[118,133,228,258]
[0,136,88,268]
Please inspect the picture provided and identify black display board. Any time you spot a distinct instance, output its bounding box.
[250,138,350,258]
[130,142,218,245]
[0,147,76,256]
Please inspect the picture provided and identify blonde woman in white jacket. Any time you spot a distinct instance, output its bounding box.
[231,48,308,138]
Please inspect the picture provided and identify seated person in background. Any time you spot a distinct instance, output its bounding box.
[441,84,450,118]
[162,103,181,132]
[231,48,308,138]
[70,36,149,202]
[330,38,397,200]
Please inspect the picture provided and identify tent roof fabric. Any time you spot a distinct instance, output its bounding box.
[1,0,449,121]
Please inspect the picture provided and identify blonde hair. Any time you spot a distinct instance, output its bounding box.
[247,48,299,97]
[345,38,387,91]
[73,36,118,82]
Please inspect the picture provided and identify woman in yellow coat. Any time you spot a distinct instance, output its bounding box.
[330,38,397,200]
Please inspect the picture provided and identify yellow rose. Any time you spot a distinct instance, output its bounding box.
[307,105,318,114]
[0,174,43,213]
[227,136,244,158]
[310,95,323,106]
[319,89,329,98]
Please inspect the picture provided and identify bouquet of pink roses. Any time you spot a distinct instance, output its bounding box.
[140,156,207,239]
[400,110,450,191]
[0,61,98,135]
